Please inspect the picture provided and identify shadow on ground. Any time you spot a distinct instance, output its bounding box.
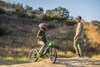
[0,59,29,65]
[54,58,100,67]
[0,58,100,67]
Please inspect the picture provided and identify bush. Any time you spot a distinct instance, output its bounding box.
[42,15,51,21]
[84,23,100,49]
[16,9,28,17]
[42,15,75,26]
[42,15,67,22]
[47,23,55,29]
[31,14,36,19]
[0,8,6,14]
[16,12,28,17]
[65,20,76,25]
[0,28,6,36]
[27,14,36,19]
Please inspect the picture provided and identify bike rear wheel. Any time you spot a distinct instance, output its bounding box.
[29,49,38,62]
[48,47,57,63]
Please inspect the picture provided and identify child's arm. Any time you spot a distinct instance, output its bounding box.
[37,30,43,39]
[37,30,40,38]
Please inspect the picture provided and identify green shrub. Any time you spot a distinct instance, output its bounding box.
[65,20,76,25]
[31,14,36,19]
[42,16,51,21]
[47,23,55,29]
[16,12,28,17]
[0,8,6,14]
[27,14,36,19]
[0,28,6,36]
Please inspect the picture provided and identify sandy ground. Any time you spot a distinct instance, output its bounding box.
[0,57,100,67]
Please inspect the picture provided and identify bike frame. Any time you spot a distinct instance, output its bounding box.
[42,40,55,56]
[29,37,58,63]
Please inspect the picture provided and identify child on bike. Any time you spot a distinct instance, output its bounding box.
[37,23,48,57]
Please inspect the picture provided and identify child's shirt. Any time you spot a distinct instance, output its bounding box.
[37,30,46,43]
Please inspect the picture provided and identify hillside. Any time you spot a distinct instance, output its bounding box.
[0,14,75,57]
[0,14,38,48]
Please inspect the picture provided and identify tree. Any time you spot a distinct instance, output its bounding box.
[25,5,33,16]
[0,8,6,14]
[69,16,74,21]
[45,10,52,17]
[55,6,69,18]
[0,0,6,6]
[38,7,44,14]
[33,7,44,14]
[45,6,69,19]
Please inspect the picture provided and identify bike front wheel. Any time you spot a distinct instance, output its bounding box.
[29,49,38,62]
[48,47,57,63]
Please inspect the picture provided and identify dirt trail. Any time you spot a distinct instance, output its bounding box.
[0,57,100,67]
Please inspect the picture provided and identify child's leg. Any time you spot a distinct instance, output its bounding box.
[38,41,46,55]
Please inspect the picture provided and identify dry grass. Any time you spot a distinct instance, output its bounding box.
[0,47,31,57]
[84,23,100,48]
[92,54,100,60]
[57,50,76,58]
